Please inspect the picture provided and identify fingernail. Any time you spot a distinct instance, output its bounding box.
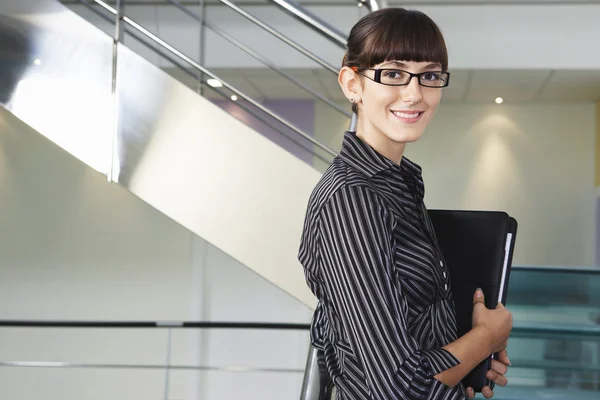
[506,356,512,366]
[475,288,483,297]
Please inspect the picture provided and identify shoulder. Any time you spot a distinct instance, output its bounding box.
[304,158,394,228]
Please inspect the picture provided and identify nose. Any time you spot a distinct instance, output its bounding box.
[401,76,423,104]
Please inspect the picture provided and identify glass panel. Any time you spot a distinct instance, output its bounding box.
[0,327,309,400]
[509,267,600,309]
[168,369,305,400]
[0,368,165,400]
[169,329,310,370]
[500,266,600,396]
[64,0,344,172]
[509,267,600,339]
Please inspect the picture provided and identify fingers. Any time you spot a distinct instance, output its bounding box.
[473,288,485,305]
[496,349,511,366]
[465,387,475,399]
[491,359,508,375]
[487,369,508,387]
[482,386,494,399]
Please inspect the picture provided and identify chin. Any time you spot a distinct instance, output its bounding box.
[386,129,424,144]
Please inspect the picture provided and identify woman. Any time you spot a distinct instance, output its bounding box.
[298,8,513,400]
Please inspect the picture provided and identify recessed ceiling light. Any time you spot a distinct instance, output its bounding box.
[495,97,504,104]
[207,79,223,88]
[34,59,42,65]
[358,2,363,6]
[231,95,238,101]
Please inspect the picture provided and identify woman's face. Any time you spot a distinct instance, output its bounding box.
[340,60,444,159]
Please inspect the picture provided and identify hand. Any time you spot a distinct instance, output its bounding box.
[471,288,513,354]
[465,350,511,399]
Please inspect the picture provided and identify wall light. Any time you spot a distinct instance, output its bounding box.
[207,79,223,88]
[231,95,238,101]
[495,97,504,104]
[34,59,42,66]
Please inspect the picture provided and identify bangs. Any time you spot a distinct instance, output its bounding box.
[350,9,448,71]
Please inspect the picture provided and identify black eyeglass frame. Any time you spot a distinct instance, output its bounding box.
[351,67,451,88]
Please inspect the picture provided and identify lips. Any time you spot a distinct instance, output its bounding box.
[391,110,423,118]
[390,110,424,124]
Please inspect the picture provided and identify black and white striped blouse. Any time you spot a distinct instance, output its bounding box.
[298,131,467,400]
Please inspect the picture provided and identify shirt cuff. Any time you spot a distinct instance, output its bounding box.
[429,378,467,400]
[420,347,461,376]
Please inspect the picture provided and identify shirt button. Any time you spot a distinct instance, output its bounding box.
[440,261,444,267]
[443,272,447,278]
[445,284,448,291]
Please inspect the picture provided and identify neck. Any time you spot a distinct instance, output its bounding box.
[355,118,406,165]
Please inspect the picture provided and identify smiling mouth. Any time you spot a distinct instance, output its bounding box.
[390,110,424,124]
[391,111,423,118]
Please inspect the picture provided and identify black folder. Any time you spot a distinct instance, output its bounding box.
[427,210,518,393]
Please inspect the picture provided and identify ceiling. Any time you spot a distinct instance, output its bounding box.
[103,0,600,104]
[64,0,600,105]
[165,67,600,105]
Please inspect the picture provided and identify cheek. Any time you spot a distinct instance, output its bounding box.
[380,89,400,107]
[363,86,398,111]
[424,90,442,110]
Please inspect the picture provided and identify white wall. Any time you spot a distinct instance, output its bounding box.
[315,102,597,267]
[0,107,311,399]
[68,3,600,69]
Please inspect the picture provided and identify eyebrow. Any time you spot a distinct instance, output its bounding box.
[380,61,442,70]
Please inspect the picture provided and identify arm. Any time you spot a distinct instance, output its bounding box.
[318,186,462,400]
[436,324,493,387]
[439,290,513,390]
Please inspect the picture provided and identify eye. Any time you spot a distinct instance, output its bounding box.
[422,72,442,81]
[383,69,407,80]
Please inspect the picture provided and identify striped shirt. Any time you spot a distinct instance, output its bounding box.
[298,132,466,400]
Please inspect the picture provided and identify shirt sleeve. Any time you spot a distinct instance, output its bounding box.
[317,185,460,400]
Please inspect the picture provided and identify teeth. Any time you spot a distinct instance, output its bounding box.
[393,111,420,118]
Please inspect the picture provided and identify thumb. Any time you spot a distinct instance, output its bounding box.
[473,288,485,306]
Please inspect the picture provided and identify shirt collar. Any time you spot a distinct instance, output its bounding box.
[339,131,424,180]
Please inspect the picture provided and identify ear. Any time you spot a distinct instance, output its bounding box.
[338,66,363,104]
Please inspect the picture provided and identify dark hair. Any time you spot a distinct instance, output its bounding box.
[342,8,448,114]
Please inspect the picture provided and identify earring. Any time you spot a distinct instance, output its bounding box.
[350,98,354,103]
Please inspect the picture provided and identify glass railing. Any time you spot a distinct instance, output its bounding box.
[64,0,352,172]
[0,321,311,399]
[2,266,599,400]
[497,266,600,398]
[299,265,600,400]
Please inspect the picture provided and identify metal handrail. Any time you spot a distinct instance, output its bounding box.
[166,0,351,118]
[0,361,304,373]
[89,0,339,158]
[510,321,600,340]
[80,1,337,166]
[267,0,346,49]
[1,318,599,337]
[512,265,600,275]
[3,358,600,373]
[356,0,388,12]
[212,0,339,74]
[0,320,311,329]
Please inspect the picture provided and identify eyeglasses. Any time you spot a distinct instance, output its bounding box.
[351,67,450,88]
